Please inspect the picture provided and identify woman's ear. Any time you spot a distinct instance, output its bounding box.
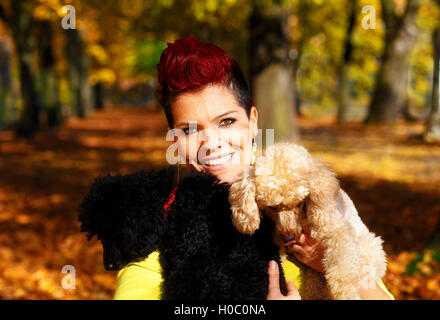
[229,167,261,234]
[250,106,258,138]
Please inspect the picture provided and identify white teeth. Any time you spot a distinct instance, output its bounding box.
[202,153,233,166]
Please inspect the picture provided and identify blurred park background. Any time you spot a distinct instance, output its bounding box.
[0,0,439,299]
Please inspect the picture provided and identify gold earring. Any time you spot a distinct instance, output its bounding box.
[250,138,257,166]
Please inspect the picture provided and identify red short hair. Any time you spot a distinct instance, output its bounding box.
[156,35,253,126]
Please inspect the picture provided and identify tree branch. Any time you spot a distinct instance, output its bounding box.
[0,3,10,25]
[380,0,396,35]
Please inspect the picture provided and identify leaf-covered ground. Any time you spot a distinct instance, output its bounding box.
[0,106,439,299]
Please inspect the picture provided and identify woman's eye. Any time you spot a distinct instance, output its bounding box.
[220,118,235,127]
[183,127,197,135]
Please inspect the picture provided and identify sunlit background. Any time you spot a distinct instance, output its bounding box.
[0,0,439,299]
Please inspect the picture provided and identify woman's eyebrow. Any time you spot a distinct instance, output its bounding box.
[211,110,238,121]
[175,110,238,127]
[175,120,198,127]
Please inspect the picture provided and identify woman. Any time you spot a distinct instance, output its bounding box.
[113,35,393,300]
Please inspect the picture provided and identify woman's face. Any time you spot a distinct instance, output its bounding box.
[169,84,258,184]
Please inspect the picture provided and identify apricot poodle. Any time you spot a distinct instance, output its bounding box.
[229,142,387,300]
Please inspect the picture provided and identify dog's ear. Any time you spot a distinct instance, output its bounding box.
[78,166,177,270]
[229,167,261,234]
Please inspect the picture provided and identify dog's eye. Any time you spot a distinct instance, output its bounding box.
[299,199,309,218]
[266,205,281,213]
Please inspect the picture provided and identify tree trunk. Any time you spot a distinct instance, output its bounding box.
[37,20,63,127]
[196,22,212,43]
[425,28,440,142]
[1,0,42,137]
[423,1,440,257]
[65,28,92,118]
[0,40,12,129]
[249,5,299,146]
[364,0,422,124]
[93,82,104,110]
[293,57,302,117]
[336,0,356,123]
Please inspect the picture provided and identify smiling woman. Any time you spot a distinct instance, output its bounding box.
[157,34,258,184]
[170,84,257,183]
[113,34,394,300]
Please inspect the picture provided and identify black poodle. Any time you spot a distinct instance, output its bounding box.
[78,166,287,299]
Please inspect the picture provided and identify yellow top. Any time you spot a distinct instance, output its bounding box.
[113,251,394,300]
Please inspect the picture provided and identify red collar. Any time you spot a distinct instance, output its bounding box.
[163,186,178,216]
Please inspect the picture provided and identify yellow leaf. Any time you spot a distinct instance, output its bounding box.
[426,279,439,291]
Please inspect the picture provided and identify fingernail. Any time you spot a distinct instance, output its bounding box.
[269,260,277,270]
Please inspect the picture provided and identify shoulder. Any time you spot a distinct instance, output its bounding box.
[336,188,369,236]
[378,280,395,300]
[282,259,301,288]
[113,251,162,300]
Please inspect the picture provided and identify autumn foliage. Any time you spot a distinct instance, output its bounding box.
[0,106,439,299]
[0,0,440,300]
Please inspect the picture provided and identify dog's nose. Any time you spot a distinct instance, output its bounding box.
[281,233,295,243]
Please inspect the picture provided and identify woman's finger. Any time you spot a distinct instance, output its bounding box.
[266,260,281,299]
[296,233,306,245]
[290,244,306,256]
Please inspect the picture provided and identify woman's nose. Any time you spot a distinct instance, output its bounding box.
[199,129,224,155]
[201,128,222,143]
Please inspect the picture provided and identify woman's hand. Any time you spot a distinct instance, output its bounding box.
[285,232,325,273]
[266,261,301,300]
[285,233,393,300]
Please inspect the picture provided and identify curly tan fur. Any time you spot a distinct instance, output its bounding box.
[229,143,387,300]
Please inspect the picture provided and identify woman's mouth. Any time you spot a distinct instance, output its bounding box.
[200,152,235,172]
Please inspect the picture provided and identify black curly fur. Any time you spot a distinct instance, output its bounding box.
[78,166,178,270]
[78,166,286,299]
